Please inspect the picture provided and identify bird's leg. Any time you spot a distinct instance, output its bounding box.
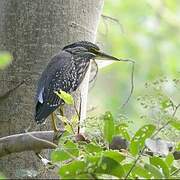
[51,112,58,132]
[59,106,67,129]
[51,111,65,143]
[59,106,64,117]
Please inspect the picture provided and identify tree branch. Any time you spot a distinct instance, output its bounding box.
[0,131,64,158]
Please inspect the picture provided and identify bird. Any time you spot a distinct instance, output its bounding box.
[35,41,120,132]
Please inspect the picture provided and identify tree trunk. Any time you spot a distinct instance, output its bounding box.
[0,0,103,178]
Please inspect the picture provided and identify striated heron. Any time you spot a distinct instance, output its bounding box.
[35,41,121,131]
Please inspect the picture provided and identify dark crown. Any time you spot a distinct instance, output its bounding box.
[62,41,100,51]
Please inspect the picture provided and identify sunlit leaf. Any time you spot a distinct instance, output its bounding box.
[165,153,174,167]
[96,156,125,178]
[115,123,130,141]
[176,142,180,150]
[55,90,74,105]
[123,163,152,178]
[161,99,172,109]
[103,112,115,143]
[59,160,86,178]
[169,119,180,130]
[130,124,156,156]
[103,150,125,162]
[85,143,103,153]
[150,156,169,178]
[51,140,79,162]
[64,124,74,134]
[86,154,101,167]
[144,163,163,178]
[0,52,13,69]
[71,115,78,126]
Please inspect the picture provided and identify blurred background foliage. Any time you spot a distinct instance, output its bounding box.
[0,52,12,70]
[89,0,180,130]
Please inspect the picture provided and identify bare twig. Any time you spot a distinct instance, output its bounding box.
[120,60,135,109]
[101,14,124,34]
[113,58,135,108]
[171,168,180,176]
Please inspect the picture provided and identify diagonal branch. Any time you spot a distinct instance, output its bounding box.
[0,131,64,158]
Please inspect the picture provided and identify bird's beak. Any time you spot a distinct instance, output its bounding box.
[95,51,120,61]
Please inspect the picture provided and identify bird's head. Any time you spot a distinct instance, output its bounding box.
[62,41,120,61]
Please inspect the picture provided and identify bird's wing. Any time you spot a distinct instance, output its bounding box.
[35,51,94,123]
[43,52,93,106]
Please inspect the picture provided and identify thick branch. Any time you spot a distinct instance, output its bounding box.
[0,131,64,158]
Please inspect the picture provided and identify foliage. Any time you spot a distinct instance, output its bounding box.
[55,90,74,105]
[0,52,12,69]
[89,0,180,129]
[51,81,180,179]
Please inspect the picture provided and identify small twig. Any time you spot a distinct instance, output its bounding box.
[113,58,135,108]
[125,147,146,179]
[172,103,180,116]
[171,168,180,176]
[101,14,124,34]
[120,60,135,109]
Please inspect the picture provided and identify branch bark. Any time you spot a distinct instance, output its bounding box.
[0,131,179,160]
[0,131,63,158]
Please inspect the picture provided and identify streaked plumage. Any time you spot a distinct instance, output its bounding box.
[35,41,98,123]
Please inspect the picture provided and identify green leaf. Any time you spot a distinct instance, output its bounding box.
[123,163,152,178]
[133,165,152,178]
[130,124,156,156]
[85,143,103,153]
[103,112,115,143]
[150,156,170,178]
[103,150,125,163]
[169,119,180,130]
[144,163,163,178]
[161,98,172,109]
[115,123,130,141]
[96,156,125,178]
[55,90,74,105]
[51,140,79,162]
[86,154,101,168]
[176,142,180,150]
[64,124,74,134]
[165,153,174,167]
[59,160,86,178]
[0,52,13,69]
[71,115,78,126]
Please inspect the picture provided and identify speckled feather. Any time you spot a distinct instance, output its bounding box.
[35,43,96,123]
